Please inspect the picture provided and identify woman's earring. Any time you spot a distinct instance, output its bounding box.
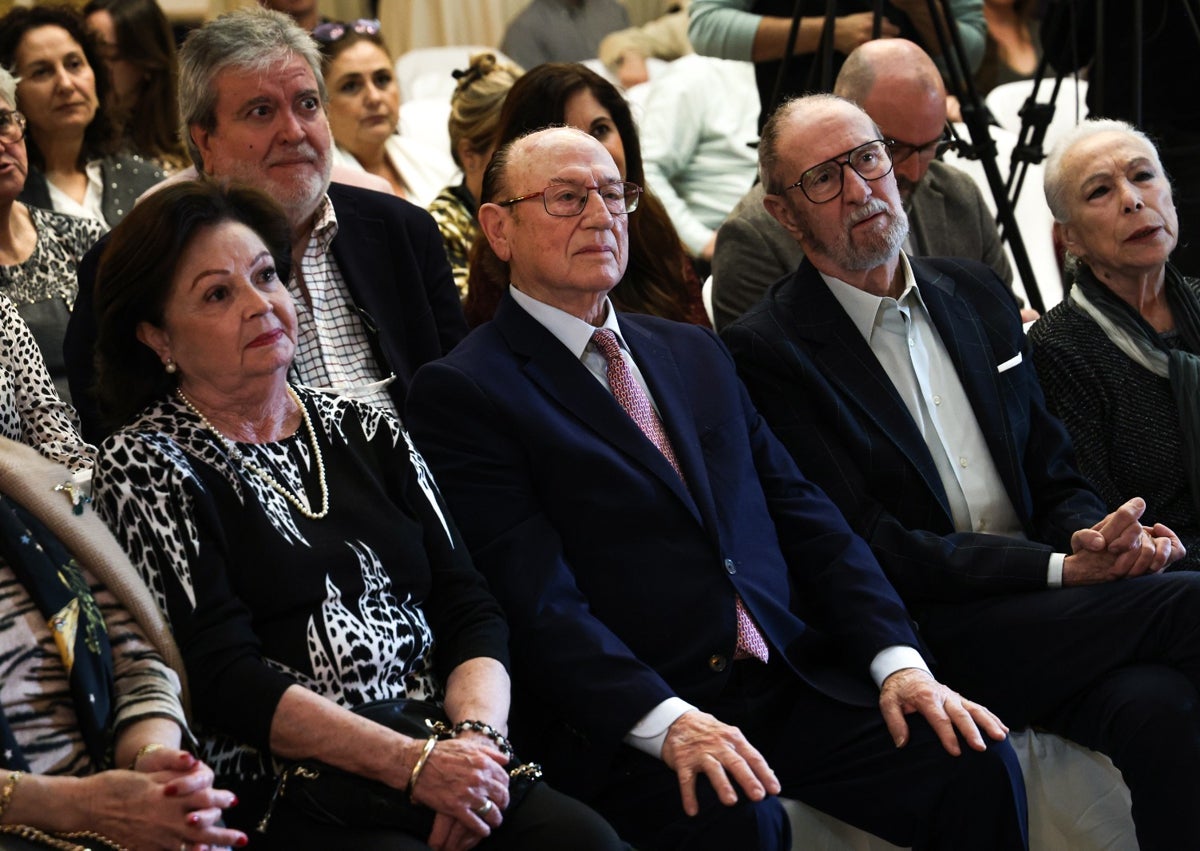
[164,358,177,374]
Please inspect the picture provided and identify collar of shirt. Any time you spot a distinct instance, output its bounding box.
[820,254,920,343]
[509,285,624,355]
[306,194,339,257]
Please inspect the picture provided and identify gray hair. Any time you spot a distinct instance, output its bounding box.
[1043,118,1160,223]
[0,66,15,110]
[758,93,878,194]
[178,6,327,171]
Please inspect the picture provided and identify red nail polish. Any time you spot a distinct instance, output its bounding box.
[188,813,201,826]
[234,835,249,847]
[164,785,178,797]
[229,794,239,807]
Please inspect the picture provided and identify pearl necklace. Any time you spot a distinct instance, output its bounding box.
[176,385,330,520]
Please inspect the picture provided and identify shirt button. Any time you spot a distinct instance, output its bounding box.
[908,338,915,347]
[724,558,737,575]
[933,395,942,405]
[959,457,968,467]
[709,654,728,672]
[978,518,988,531]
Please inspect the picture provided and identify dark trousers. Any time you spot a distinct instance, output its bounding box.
[233,782,627,851]
[590,657,1028,851]
[920,570,1200,851]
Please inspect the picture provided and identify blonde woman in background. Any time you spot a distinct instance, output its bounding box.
[428,52,521,300]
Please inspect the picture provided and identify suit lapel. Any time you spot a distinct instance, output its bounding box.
[915,261,1028,517]
[493,296,701,522]
[783,262,954,518]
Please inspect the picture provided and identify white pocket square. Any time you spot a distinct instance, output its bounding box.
[996,352,1023,373]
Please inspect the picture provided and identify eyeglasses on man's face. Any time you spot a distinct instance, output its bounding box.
[497,181,642,217]
[886,127,951,165]
[0,110,27,145]
[312,18,381,45]
[785,139,894,204]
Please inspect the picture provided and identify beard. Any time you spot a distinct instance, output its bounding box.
[804,198,910,272]
[217,141,332,230]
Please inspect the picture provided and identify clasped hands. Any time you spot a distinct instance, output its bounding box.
[660,671,1009,818]
[87,746,244,851]
[408,730,511,851]
[1064,497,1185,585]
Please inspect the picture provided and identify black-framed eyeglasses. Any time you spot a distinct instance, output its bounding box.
[784,139,894,204]
[0,111,27,145]
[312,18,381,45]
[886,126,952,165]
[497,181,642,217]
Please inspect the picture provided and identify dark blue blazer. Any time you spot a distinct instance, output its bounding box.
[406,291,921,793]
[63,182,467,441]
[722,257,1106,610]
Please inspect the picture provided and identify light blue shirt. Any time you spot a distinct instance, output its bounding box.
[821,256,1064,585]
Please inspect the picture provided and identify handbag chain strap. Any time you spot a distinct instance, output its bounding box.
[0,824,130,851]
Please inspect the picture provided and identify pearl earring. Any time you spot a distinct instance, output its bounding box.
[165,358,177,374]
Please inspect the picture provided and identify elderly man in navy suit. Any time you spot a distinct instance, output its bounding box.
[405,125,1029,851]
[64,7,466,439]
[722,93,1200,851]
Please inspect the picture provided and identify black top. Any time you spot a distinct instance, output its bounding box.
[94,388,508,788]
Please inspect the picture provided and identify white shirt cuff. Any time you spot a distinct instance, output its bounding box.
[623,697,697,758]
[1047,552,1065,587]
[869,645,931,689]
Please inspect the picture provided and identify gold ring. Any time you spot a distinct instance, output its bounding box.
[473,798,494,818]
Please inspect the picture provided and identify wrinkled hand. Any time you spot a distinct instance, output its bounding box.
[834,13,900,54]
[1065,498,1183,584]
[660,710,780,816]
[411,733,510,847]
[880,668,1008,756]
[77,762,244,851]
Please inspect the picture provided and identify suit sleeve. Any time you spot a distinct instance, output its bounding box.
[724,316,1079,606]
[406,361,677,747]
[711,204,799,331]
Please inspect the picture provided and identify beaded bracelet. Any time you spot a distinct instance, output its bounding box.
[130,742,166,771]
[407,735,438,796]
[0,771,24,823]
[451,719,513,758]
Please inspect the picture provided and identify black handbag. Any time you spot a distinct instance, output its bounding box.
[258,699,542,835]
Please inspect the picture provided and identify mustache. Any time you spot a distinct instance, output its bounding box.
[265,143,320,166]
[845,198,893,227]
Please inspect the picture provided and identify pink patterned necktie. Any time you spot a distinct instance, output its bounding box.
[591,329,769,663]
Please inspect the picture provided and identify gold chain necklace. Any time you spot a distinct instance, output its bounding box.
[176,385,330,520]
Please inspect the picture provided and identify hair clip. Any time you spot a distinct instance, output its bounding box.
[53,481,92,516]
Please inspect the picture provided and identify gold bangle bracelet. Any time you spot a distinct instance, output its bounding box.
[130,742,166,771]
[0,771,24,823]
[407,736,438,796]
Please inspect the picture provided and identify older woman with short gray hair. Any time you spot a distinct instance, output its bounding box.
[1030,118,1199,569]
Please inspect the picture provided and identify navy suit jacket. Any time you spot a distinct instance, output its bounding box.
[406,292,921,794]
[722,257,1106,611]
[64,182,467,441]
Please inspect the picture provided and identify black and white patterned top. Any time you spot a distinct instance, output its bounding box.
[93,388,508,791]
[0,207,105,403]
[0,293,92,472]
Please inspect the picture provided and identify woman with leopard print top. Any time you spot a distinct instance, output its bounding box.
[90,181,626,849]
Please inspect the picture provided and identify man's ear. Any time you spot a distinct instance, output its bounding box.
[190,123,214,175]
[136,321,171,366]
[477,203,513,262]
[763,192,804,241]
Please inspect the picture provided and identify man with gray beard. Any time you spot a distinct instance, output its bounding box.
[721,93,1200,851]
